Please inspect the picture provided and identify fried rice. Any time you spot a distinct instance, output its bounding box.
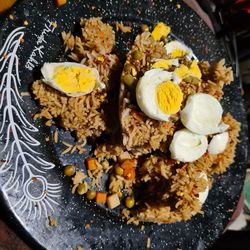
[31,19,241,225]
[119,31,234,153]
[93,27,240,223]
[32,17,118,140]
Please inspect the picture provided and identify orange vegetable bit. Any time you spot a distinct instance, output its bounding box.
[86,158,97,171]
[95,192,107,204]
[55,0,67,7]
[0,0,16,14]
[121,159,136,180]
[123,166,136,180]
[121,159,137,168]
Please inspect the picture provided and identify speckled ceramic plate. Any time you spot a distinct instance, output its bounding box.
[0,0,248,249]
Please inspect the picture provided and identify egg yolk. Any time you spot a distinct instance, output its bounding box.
[174,62,202,82]
[156,81,183,115]
[53,66,96,93]
[170,49,187,58]
[174,64,189,79]
[189,60,201,79]
[151,59,173,70]
[151,22,171,41]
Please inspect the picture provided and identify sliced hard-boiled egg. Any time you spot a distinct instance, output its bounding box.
[151,22,171,41]
[173,60,202,84]
[198,172,209,205]
[173,64,190,84]
[41,62,105,97]
[169,128,208,162]
[189,60,202,79]
[180,93,223,135]
[208,132,229,155]
[213,122,230,134]
[136,68,183,121]
[151,59,179,70]
[164,40,194,60]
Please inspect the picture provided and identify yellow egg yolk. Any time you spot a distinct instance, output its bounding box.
[174,61,202,83]
[151,59,173,70]
[174,64,190,79]
[53,66,96,93]
[156,81,183,115]
[170,49,187,58]
[189,60,201,79]
[151,22,171,41]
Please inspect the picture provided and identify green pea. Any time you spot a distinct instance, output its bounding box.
[183,76,192,83]
[101,160,109,170]
[64,165,76,177]
[122,74,136,87]
[109,174,116,183]
[124,64,133,73]
[141,24,149,32]
[86,190,96,200]
[115,166,124,176]
[132,50,143,60]
[125,196,135,209]
[77,182,88,195]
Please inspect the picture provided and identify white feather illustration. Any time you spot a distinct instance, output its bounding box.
[0,27,61,219]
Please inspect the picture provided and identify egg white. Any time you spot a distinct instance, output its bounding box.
[208,132,229,155]
[169,128,208,162]
[180,93,223,135]
[198,172,209,205]
[136,68,173,121]
[164,40,196,60]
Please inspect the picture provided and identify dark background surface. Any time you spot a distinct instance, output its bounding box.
[0,0,249,249]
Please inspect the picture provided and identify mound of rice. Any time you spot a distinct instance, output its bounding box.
[94,113,239,223]
[32,17,118,140]
[31,19,241,225]
[129,113,240,223]
[93,27,240,223]
[119,31,234,153]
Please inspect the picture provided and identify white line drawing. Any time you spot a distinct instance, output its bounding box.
[0,27,61,219]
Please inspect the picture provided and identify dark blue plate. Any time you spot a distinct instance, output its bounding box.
[0,0,248,249]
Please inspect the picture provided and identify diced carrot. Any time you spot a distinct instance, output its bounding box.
[121,159,136,180]
[95,192,107,204]
[86,158,97,171]
[55,0,67,7]
[121,159,137,169]
[123,166,136,180]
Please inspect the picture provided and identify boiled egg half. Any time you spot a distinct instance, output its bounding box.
[180,93,226,135]
[208,132,229,155]
[173,60,202,84]
[136,68,183,121]
[41,62,104,97]
[151,59,201,85]
[151,22,171,41]
[165,40,195,60]
[198,172,209,205]
[169,128,208,162]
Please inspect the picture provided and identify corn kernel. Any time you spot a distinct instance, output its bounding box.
[97,56,104,62]
[131,67,137,77]
[52,21,57,28]
[8,15,14,20]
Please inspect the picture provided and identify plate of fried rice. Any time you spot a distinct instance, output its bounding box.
[0,0,248,249]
